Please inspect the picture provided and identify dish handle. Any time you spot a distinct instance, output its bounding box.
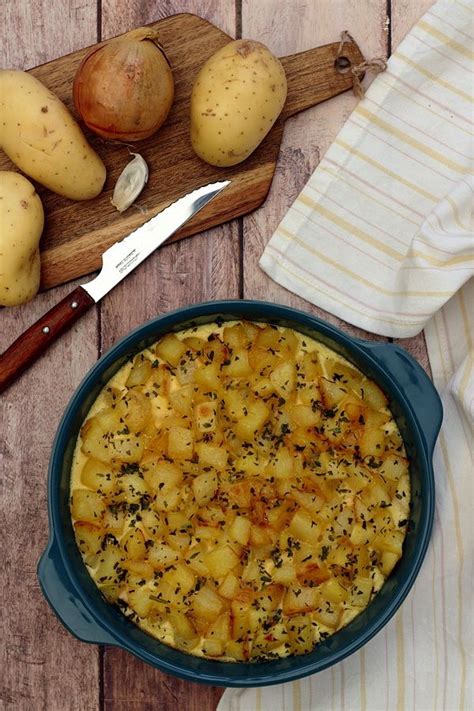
[38,541,117,646]
[356,341,443,455]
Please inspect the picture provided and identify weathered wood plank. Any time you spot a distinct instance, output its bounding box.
[241,0,390,341]
[0,3,101,710]
[99,2,237,710]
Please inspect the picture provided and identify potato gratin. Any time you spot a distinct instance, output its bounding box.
[70,321,410,661]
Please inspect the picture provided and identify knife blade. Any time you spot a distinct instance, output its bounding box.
[0,180,230,393]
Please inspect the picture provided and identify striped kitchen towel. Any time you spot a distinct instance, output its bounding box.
[220,0,473,709]
[259,0,473,339]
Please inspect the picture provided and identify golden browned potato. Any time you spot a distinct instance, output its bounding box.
[70,321,410,662]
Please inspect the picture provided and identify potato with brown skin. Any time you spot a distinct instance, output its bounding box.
[0,70,106,200]
[0,171,44,306]
[191,39,287,166]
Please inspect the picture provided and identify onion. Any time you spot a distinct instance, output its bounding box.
[73,28,174,141]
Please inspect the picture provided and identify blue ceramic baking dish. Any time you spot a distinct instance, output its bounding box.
[38,300,442,687]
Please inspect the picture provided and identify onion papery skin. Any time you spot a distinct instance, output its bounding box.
[73,28,174,141]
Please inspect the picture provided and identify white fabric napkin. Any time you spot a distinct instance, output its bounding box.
[259,0,473,339]
[219,0,473,708]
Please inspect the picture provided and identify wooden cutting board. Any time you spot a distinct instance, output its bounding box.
[0,13,363,291]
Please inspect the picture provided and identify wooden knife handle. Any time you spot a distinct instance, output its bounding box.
[0,286,95,394]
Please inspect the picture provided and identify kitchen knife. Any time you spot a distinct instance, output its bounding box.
[0,181,230,393]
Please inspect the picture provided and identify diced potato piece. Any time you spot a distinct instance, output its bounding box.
[168,611,199,650]
[297,562,330,587]
[204,545,240,578]
[117,390,152,432]
[207,611,232,642]
[169,385,194,415]
[148,542,181,569]
[225,389,247,419]
[194,363,221,390]
[168,426,194,460]
[300,351,323,380]
[223,323,247,349]
[229,516,251,546]
[218,572,240,599]
[192,470,218,506]
[81,458,115,494]
[320,378,347,407]
[74,521,103,565]
[373,530,404,556]
[270,361,296,398]
[155,334,186,367]
[282,586,320,615]
[361,380,388,410]
[197,442,228,469]
[251,377,274,398]
[103,507,126,534]
[279,328,299,356]
[349,577,373,607]
[123,560,154,579]
[95,544,125,583]
[266,446,293,480]
[319,578,347,604]
[163,563,196,596]
[192,585,223,622]
[71,490,105,523]
[122,528,147,560]
[292,490,324,517]
[224,349,252,378]
[194,401,217,432]
[360,427,386,457]
[350,522,375,546]
[128,586,153,617]
[225,640,248,661]
[255,326,281,350]
[116,473,149,504]
[125,355,153,387]
[235,399,270,440]
[287,615,316,654]
[380,550,400,576]
[231,599,251,639]
[183,336,205,353]
[299,382,322,407]
[143,459,182,493]
[380,454,408,481]
[249,526,272,547]
[286,403,320,428]
[234,453,261,476]
[313,601,341,628]
[202,638,225,657]
[288,510,320,544]
[272,563,297,586]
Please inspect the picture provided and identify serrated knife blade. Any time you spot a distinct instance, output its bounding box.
[83,180,230,302]
[0,180,231,393]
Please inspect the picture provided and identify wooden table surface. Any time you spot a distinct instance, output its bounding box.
[0,1,432,709]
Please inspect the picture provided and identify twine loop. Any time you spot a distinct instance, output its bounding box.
[336,30,387,98]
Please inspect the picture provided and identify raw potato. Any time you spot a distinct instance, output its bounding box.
[0,70,106,200]
[0,171,44,306]
[191,39,287,166]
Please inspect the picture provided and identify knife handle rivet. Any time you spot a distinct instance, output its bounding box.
[71,301,79,309]
[42,326,50,334]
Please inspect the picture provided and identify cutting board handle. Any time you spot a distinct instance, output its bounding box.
[280,38,364,119]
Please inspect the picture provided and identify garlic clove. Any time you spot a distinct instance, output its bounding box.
[111,153,149,213]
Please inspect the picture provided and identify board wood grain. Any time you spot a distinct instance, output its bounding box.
[0,13,363,292]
